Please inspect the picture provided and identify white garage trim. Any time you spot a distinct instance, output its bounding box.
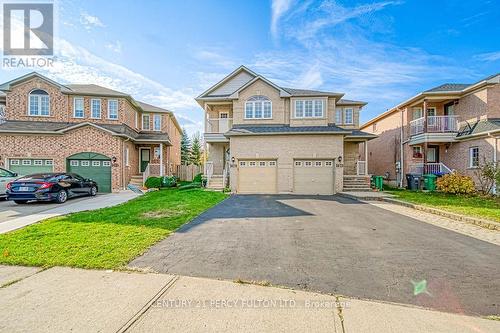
[293,158,335,195]
[237,159,278,194]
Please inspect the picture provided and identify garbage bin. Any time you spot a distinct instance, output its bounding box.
[423,174,438,191]
[375,176,384,191]
[406,174,421,190]
[370,175,376,188]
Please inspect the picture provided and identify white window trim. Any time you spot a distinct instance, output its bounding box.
[153,114,162,131]
[244,97,273,119]
[91,99,102,119]
[469,147,479,168]
[142,114,151,130]
[344,108,354,125]
[426,106,437,116]
[73,97,84,118]
[293,99,325,119]
[107,99,119,120]
[28,90,50,117]
[412,107,423,120]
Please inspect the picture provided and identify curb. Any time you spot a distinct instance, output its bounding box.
[338,192,500,231]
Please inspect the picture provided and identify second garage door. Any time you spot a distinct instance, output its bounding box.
[294,160,335,195]
[238,160,277,194]
[8,158,53,175]
[67,153,112,193]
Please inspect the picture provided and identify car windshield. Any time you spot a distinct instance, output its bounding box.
[0,168,14,177]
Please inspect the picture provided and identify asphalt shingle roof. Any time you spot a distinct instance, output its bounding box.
[457,119,500,137]
[0,120,170,142]
[281,87,342,97]
[226,124,350,136]
[337,98,367,105]
[425,83,471,93]
[136,101,172,113]
[66,84,129,97]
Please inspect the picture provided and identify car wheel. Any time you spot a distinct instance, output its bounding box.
[55,190,68,204]
[14,200,28,204]
[89,186,97,196]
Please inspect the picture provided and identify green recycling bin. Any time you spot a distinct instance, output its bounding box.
[370,175,376,188]
[423,174,438,191]
[375,176,384,191]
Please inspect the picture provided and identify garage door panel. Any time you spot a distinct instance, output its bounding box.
[238,160,277,194]
[294,160,334,195]
[67,158,111,193]
[8,159,53,175]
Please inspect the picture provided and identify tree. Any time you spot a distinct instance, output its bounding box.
[190,132,202,166]
[180,128,191,165]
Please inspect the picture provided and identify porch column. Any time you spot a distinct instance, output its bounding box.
[364,140,368,175]
[159,143,164,176]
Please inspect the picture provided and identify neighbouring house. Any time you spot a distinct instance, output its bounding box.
[360,73,500,189]
[0,72,182,192]
[196,66,376,194]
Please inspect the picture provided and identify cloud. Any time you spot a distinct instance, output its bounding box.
[105,40,122,54]
[271,0,294,37]
[193,49,236,70]
[80,12,106,30]
[475,51,500,62]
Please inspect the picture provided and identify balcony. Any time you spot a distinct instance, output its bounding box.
[204,117,233,142]
[408,116,459,144]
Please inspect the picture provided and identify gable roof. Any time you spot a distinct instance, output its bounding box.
[361,72,500,129]
[66,84,129,97]
[337,98,367,106]
[0,72,72,92]
[196,65,344,104]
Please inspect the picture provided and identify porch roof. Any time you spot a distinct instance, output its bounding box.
[0,120,171,144]
[456,119,500,138]
[225,124,350,136]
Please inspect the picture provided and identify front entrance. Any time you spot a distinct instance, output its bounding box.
[140,148,151,172]
[426,145,439,163]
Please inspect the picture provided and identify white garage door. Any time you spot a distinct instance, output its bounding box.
[294,160,335,195]
[238,160,277,194]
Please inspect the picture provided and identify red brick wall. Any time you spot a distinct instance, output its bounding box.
[487,84,500,118]
[0,126,125,191]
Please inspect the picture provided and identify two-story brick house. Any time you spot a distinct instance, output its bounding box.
[197,66,376,194]
[0,72,182,192]
[360,73,500,189]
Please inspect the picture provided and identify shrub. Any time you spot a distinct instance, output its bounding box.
[162,176,178,188]
[436,172,475,195]
[192,173,203,183]
[472,160,500,195]
[179,182,202,190]
[144,176,162,189]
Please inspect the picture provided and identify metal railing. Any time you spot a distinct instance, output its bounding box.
[204,161,214,187]
[206,118,233,133]
[356,161,367,175]
[409,116,460,136]
[408,162,453,175]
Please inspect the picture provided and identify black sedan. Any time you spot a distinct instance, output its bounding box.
[6,173,98,204]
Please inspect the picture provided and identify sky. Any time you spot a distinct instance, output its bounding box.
[1,0,499,135]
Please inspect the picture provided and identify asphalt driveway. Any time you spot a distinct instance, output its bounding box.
[129,194,500,316]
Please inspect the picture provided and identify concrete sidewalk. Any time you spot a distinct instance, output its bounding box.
[0,191,140,234]
[0,266,498,333]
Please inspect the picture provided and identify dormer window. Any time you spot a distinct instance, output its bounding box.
[245,95,272,119]
[28,89,50,116]
[295,99,324,118]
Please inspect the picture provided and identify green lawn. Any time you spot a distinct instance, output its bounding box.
[386,189,500,222]
[0,189,227,269]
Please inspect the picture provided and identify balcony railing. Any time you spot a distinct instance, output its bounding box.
[409,116,460,136]
[206,118,233,134]
[408,162,452,175]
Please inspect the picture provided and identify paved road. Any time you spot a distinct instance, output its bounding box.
[0,196,92,223]
[129,195,500,316]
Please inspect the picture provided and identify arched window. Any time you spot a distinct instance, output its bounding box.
[29,89,50,116]
[245,95,272,119]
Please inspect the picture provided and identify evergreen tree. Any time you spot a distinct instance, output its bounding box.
[180,128,191,165]
[190,132,202,166]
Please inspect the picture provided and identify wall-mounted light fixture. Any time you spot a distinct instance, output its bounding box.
[112,156,117,163]
[338,156,343,163]
[231,157,235,163]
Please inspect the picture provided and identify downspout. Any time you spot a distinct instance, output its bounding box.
[489,133,498,195]
[122,138,130,190]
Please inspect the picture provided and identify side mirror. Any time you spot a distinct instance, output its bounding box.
[13,173,18,177]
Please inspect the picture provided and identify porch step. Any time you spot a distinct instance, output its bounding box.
[342,187,372,192]
[343,175,371,192]
[207,175,225,189]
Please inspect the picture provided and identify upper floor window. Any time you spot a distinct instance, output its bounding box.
[245,95,272,119]
[295,99,324,118]
[91,99,101,118]
[344,108,354,124]
[29,89,50,116]
[142,114,150,130]
[108,100,118,119]
[335,108,342,124]
[73,97,84,118]
[153,114,162,131]
[412,107,422,120]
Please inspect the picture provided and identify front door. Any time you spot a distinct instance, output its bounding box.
[219,112,229,133]
[426,146,439,163]
[140,148,150,172]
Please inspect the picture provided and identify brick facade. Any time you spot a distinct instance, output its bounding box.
[0,75,182,191]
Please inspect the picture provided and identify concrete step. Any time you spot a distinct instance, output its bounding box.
[342,187,372,192]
